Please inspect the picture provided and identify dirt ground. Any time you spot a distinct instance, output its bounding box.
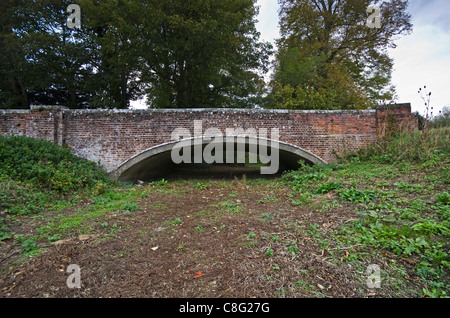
[0,176,414,298]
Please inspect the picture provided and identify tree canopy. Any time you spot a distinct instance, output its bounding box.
[0,0,272,109]
[268,0,412,110]
[0,0,413,110]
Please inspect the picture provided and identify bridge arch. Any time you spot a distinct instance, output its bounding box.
[111,136,326,183]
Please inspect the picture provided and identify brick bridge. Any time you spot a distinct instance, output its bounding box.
[0,104,417,182]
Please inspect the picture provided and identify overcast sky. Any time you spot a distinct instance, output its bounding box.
[255,0,450,116]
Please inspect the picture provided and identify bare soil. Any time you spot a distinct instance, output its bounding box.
[0,177,423,298]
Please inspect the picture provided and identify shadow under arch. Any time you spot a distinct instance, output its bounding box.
[110,136,327,183]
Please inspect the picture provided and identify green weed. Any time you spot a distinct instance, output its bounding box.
[172,218,183,226]
[314,181,343,194]
[221,201,243,214]
[123,202,138,212]
[149,179,168,187]
[194,182,207,190]
[339,187,378,203]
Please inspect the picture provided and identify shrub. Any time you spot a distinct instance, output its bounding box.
[431,106,450,128]
[0,135,112,192]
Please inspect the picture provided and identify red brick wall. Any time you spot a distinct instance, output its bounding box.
[0,106,62,143]
[376,103,419,138]
[0,105,417,172]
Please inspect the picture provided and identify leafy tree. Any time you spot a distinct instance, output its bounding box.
[269,0,412,110]
[0,0,96,109]
[0,0,34,109]
[134,0,272,108]
[1,0,271,109]
[78,0,146,109]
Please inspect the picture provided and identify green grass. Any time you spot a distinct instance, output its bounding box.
[23,188,143,249]
[281,127,450,297]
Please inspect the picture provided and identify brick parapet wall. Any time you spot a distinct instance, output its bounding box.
[0,105,417,172]
[376,103,419,138]
[0,106,68,144]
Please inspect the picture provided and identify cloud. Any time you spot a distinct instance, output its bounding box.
[388,1,450,115]
[255,0,280,44]
[408,0,450,32]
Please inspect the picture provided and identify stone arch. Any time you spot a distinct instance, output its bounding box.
[110,136,327,182]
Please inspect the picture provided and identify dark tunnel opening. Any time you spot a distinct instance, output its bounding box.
[112,138,326,183]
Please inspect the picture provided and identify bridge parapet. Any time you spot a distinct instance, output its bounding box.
[1,104,417,175]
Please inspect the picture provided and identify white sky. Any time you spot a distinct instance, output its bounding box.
[255,0,450,116]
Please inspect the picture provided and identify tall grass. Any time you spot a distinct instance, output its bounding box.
[354,127,450,164]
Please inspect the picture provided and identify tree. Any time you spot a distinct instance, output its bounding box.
[78,0,146,109]
[134,0,272,108]
[269,0,412,110]
[1,0,271,109]
[0,0,33,109]
[0,0,97,109]
[432,106,450,128]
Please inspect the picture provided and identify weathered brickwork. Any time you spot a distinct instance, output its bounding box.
[0,104,417,174]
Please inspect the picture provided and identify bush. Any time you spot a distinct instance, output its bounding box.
[0,135,112,192]
[431,106,450,128]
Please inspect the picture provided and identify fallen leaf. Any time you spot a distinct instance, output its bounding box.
[400,258,415,265]
[54,239,72,246]
[79,234,98,241]
[192,271,204,278]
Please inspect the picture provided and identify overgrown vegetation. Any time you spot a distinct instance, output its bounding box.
[0,135,115,243]
[1,125,449,298]
[353,127,450,164]
[0,135,112,192]
[431,106,450,129]
[282,126,449,297]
